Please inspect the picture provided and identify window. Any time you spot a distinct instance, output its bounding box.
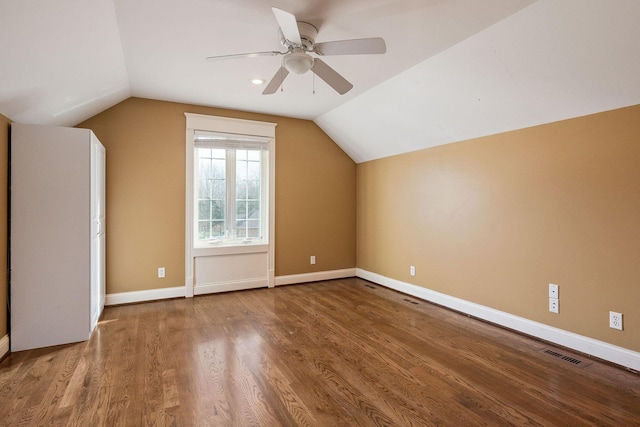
[193,131,269,247]
[185,113,276,296]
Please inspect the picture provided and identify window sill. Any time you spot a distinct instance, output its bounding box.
[192,243,268,257]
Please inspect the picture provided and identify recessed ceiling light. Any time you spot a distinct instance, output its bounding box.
[251,78,265,85]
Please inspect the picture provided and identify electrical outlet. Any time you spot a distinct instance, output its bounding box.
[549,298,559,314]
[158,267,165,278]
[549,283,559,299]
[310,255,316,265]
[410,265,415,276]
[609,311,623,330]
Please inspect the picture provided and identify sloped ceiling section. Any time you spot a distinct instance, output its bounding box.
[0,0,130,126]
[317,0,640,163]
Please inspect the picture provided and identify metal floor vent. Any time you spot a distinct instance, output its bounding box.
[544,349,583,365]
[364,284,376,289]
[403,298,420,305]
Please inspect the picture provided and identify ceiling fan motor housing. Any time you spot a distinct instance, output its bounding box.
[280,21,318,50]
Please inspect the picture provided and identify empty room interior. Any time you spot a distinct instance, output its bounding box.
[1,0,639,425]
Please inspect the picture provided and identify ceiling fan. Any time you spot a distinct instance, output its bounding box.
[206,7,387,95]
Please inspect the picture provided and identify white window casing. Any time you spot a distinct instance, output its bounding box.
[185,113,277,297]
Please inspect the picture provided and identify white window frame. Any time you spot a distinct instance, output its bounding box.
[185,113,276,297]
[194,131,268,247]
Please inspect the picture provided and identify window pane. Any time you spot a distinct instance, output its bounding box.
[211,220,225,237]
[212,200,225,220]
[247,200,260,218]
[236,220,246,238]
[247,161,260,181]
[198,221,210,240]
[198,200,211,220]
[246,220,260,238]
[236,180,247,199]
[199,158,212,179]
[212,179,225,200]
[196,148,227,241]
[236,200,247,219]
[198,179,211,199]
[236,162,247,181]
[247,180,260,200]
[248,150,261,161]
[212,159,225,179]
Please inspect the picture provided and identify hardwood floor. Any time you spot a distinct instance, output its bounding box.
[1,278,638,426]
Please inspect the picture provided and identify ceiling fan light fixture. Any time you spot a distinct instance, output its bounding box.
[283,51,314,74]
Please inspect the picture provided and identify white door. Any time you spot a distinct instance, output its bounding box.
[91,137,106,327]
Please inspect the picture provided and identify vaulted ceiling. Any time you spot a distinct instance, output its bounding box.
[2,0,640,163]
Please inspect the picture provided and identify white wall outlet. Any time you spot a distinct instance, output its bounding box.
[549,297,559,314]
[310,255,316,265]
[158,267,165,278]
[609,311,623,330]
[549,283,559,299]
[410,265,416,276]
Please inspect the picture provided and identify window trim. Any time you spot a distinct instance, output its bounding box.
[185,113,277,297]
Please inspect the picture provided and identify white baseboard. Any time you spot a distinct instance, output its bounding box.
[105,286,186,306]
[104,267,356,305]
[356,268,640,372]
[194,278,267,295]
[275,268,356,286]
[0,334,9,360]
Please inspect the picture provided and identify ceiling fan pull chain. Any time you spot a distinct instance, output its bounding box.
[313,73,316,95]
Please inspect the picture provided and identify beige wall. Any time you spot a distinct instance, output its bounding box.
[78,97,356,294]
[0,114,8,338]
[11,95,637,354]
[357,104,640,352]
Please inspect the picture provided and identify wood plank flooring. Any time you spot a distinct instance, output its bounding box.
[1,278,638,426]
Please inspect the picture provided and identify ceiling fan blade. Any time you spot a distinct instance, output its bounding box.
[206,51,284,61]
[311,59,353,95]
[272,7,302,46]
[262,66,290,95]
[314,37,387,56]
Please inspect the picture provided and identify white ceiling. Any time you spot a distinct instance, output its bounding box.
[2,0,640,163]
